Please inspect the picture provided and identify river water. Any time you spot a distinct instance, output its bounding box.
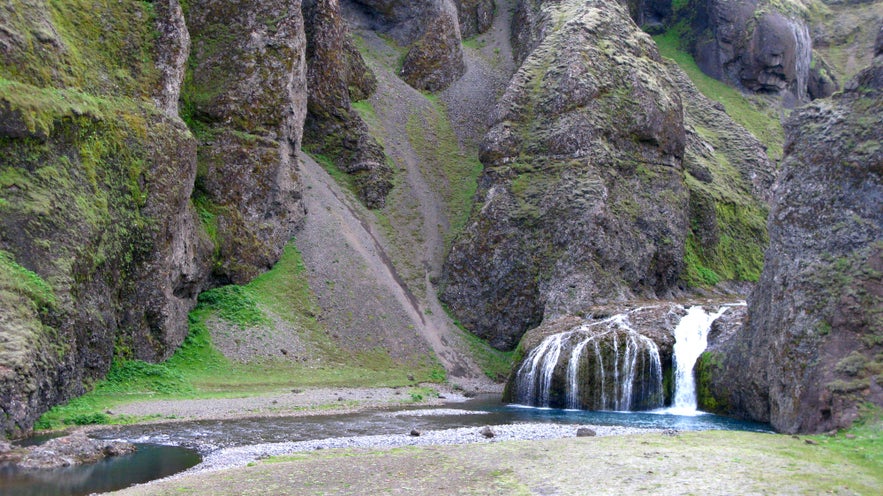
[2,395,769,495]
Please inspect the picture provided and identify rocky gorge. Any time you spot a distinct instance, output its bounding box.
[0,0,881,445]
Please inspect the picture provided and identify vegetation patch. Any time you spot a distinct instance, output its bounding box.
[0,250,56,311]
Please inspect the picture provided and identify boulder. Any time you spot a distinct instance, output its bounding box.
[576,427,597,437]
[17,432,135,469]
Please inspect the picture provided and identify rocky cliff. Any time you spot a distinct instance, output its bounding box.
[697,35,883,433]
[302,0,392,208]
[441,0,771,350]
[0,0,308,436]
[348,0,466,91]
[182,0,308,285]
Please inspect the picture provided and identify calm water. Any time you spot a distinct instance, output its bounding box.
[0,444,200,496]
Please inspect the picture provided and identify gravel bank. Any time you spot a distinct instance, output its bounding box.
[185,422,659,475]
[107,384,498,423]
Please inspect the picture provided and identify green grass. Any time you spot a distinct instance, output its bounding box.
[806,405,883,473]
[305,151,357,193]
[0,250,56,311]
[653,29,784,161]
[35,243,446,429]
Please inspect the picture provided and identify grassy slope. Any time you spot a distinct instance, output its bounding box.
[651,30,778,288]
[117,419,883,495]
[36,244,444,429]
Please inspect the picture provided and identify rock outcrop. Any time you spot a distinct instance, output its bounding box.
[688,0,819,103]
[183,0,308,285]
[351,0,466,90]
[302,0,393,208]
[0,0,210,437]
[503,304,685,410]
[456,0,496,38]
[0,0,310,437]
[13,431,135,469]
[698,40,883,433]
[441,0,689,349]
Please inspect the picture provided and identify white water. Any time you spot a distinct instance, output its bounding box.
[667,305,733,416]
[514,304,741,414]
[514,310,664,411]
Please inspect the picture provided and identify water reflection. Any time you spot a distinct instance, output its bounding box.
[0,444,200,496]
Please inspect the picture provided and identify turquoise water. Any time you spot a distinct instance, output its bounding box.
[91,394,770,449]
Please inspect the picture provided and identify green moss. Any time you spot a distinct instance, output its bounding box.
[695,351,729,413]
[0,0,161,98]
[197,285,270,329]
[0,250,56,310]
[403,96,483,248]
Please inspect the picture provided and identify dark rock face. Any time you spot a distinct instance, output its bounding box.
[352,0,466,90]
[690,0,814,103]
[302,0,392,208]
[666,59,772,285]
[456,0,496,38]
[0,0,212,436]
[622,0,673,34]
[700,52,883,433]
[184,0,308,284]
[442,0,688,349]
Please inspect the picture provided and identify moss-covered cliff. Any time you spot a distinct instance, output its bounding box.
[0,0,308,437]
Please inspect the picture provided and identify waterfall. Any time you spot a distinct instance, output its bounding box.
[668,305,732,414]
[513,311,664,411]
[511,303,738,413]
[786,17,812,102]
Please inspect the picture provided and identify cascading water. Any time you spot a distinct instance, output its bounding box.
[667,304,736,415]
[513,311,664,411]
[511,303,739,413]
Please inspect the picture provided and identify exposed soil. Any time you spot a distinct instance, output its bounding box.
[294,1,523,387]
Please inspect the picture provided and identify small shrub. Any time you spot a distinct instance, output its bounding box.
[65,413,109,425]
